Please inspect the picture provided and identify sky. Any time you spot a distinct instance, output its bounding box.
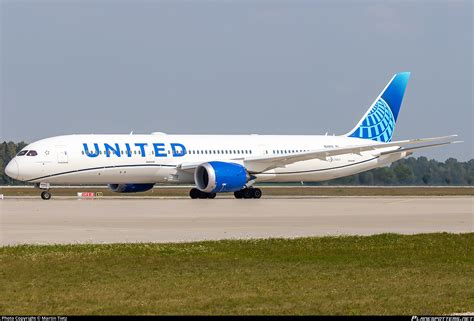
[1,0,472,161]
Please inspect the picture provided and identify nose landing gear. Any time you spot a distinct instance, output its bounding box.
[41,191,52,200]
[36,182,52,200]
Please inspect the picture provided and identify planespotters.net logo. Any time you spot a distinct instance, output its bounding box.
[412,316,474,321]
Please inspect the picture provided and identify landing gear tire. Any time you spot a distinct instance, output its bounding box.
[234,190,243,199]
[189,188,200,199]
[252,188,262,199]
[41,191,51,200]
[190,188,216,199]
[198,191,209,199]
[243,189,253,199]
[234,188,262,199]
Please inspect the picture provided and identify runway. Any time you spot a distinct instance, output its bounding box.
[1,197,472,245]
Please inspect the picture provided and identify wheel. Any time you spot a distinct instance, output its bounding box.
[234,190,243,199]
[208,193,216,199]
[252,188,262,199]
[189,188,200,199]
[41,191,51,200]
[198,190,209,199]
[243,188,253,199]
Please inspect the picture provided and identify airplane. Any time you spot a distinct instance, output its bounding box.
[4,72,459,200]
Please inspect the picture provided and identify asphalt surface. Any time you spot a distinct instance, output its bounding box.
[1,197,472,245]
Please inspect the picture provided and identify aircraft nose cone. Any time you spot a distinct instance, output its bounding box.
[5,159,19,179]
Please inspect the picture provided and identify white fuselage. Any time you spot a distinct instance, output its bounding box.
[8,134,407,185]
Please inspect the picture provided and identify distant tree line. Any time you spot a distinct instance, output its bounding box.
[317,157,474,186]
[1,141,473,186]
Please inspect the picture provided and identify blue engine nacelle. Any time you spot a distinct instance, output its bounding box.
[108,183,155,193]
[194,161,249,193]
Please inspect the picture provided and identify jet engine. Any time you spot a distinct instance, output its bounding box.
[194,161,249,193]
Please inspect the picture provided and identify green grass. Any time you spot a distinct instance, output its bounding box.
[0,233,473,315]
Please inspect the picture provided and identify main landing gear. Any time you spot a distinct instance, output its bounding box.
[188,187,262,199]
[234,188,262,199]
[189,188,216,199]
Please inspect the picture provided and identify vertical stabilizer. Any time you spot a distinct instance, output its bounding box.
[346,72,410,142]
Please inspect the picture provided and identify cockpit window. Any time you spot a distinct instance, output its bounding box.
[17,150,28,156]
[26,150,38,156]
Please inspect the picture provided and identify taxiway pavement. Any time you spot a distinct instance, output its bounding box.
[1,197,472,245]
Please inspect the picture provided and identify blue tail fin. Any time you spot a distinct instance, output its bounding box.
[346,72,411,142]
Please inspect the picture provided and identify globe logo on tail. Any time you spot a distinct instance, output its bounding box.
[349,98,395,142]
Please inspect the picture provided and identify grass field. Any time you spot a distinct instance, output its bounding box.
[1,186,473,197]
[0,233,473,315]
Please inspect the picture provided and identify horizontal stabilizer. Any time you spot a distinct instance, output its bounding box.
[379,141,463,156]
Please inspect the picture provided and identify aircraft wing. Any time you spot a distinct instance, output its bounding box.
[178,135,458,174]
[242,135,458,173]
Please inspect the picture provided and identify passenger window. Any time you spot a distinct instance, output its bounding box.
[17,150,28,156]
[27,150,38,156]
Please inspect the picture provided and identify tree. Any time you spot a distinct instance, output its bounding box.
[392,164,414,184]
[372,167,395,185]
[358,171,374,185]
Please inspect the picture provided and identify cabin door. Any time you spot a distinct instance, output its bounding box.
[56,145,68,164]
[257,144,269,156]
